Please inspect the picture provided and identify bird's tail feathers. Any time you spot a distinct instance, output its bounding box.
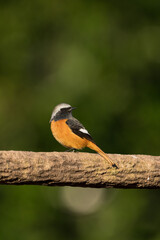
[87,141,118,169]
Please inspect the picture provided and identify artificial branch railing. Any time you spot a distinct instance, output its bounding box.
[0,151,159,188]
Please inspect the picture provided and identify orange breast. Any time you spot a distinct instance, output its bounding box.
[51,119,88,149]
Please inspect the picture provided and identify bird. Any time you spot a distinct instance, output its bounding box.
[49,103,118,168]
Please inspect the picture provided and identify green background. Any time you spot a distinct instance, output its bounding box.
[0,1,160,239]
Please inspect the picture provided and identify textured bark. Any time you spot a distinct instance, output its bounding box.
[0,151,160,188]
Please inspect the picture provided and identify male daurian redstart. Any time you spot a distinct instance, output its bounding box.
[50,103,118,168]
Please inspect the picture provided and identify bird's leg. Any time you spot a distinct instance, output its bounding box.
[65,148,77,152]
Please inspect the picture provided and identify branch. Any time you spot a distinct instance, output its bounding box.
[0,151,159,188]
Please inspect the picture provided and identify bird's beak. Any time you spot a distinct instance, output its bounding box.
[71,107,76,110]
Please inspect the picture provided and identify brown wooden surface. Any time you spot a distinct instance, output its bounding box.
[0,151,159,188]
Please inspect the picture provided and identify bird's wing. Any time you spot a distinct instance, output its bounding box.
[66,117,95,143]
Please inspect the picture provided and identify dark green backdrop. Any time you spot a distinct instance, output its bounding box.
[0,1,160,239]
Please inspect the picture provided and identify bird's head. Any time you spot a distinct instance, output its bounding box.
[49,103,76,123]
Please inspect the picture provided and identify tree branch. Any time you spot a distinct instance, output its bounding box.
[0,151,159,188]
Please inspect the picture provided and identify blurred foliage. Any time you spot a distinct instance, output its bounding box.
[0,0,160,240]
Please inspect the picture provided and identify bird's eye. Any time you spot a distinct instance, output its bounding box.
[61,108,70,112]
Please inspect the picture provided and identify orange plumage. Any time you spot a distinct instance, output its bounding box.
[51,119,88,149]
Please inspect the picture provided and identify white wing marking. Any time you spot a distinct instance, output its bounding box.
[79,128,89,134]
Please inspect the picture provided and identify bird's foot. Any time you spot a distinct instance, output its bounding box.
[65,148,77,152]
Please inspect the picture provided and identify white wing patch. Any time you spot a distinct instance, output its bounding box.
[79,128,89,134]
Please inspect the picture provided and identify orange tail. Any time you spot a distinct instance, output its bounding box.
[87,141,118,169]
